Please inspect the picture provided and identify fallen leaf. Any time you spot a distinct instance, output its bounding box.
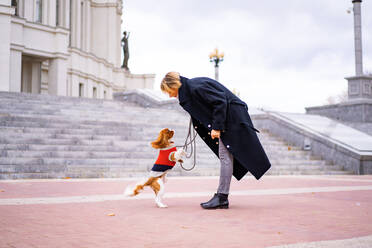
[107,213,115,216]
[278,232,282,235]
[63,177,71,179]
[181,226,188,229]
[0,189,4,192]
[288,146,291,151]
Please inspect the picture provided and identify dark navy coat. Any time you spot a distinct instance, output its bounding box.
[178,76,271,180]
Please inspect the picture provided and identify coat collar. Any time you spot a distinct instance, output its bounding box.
[178,76,191,106]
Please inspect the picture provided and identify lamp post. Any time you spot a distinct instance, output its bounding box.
[345,0,372,101]
[352,0,363,76]
[209,48,224,81]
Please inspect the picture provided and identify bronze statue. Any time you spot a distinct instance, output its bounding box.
[11,0,18,16]
[121,31,130,70]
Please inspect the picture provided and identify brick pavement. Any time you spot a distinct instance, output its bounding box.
[0,175,371,248]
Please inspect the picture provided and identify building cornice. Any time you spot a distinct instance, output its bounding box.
[68,47,117,69]
[10,44,70,60]
[90,0,118,8]
[68,68,119,89]
[90,0,122,14]
[345,75,372,80]
[0,4,15,15]
[11,16,70,33]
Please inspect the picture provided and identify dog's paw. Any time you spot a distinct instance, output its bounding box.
[156,202,168,208]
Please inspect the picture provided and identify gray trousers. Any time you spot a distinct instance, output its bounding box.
[217,138,233,194]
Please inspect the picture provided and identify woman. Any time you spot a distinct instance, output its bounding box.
[161,72,271,209]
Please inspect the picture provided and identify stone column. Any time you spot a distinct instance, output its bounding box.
[70,74,79,97]
[17,0,24,18]
[23,0,33,21]
[353,0,363,76]
[85,0,91,52]
[48,58,67,96]
[346,0,372,100]
[41,0,48,24]
[86,79,92,98]
[107,6,115,64]
[47,0,56,27]
[21,60,31,92]
[215,66,219,82]
[80,0,85,51]
[71,0,81,48]
[31,61,41,94]
[9,49,22,92]
[63,0,70,29]
[0,2,13,91]
[107,87,113,100]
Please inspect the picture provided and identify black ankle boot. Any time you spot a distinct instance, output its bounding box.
[200,193,229,209]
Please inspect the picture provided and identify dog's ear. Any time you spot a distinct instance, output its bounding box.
[151,129,170,149]
[168,129,174,139]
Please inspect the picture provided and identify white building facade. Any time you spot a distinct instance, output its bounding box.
[0,0,154,99]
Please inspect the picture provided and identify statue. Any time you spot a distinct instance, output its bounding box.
[121,31,130,70]
[11,0,18,16]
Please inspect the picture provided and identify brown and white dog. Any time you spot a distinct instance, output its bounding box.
[124,128,185,208]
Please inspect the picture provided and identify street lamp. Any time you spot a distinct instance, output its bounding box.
[351,0,363,76]
[209,48,224,81]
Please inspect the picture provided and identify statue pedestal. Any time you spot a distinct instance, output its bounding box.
[305,75,372,123]
[305,99,372,122]
[346,75,372,100]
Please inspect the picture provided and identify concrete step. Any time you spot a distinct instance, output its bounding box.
[0,112,187,125]
[0,157,331,169]
[268,164,345,171]
[1,150,219,160]
[0,172,65,180]
[0,149,323,166]
[0,168,353,180]
[0,91,354,178]
[0,143,146,152]
[0,120,188,132]
[0,116,187,129]
[0,157,222,167]
[266,170,353,175]
[0,126,278,142]
[0,133,292,148]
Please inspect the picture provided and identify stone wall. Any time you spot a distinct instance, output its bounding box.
[305,100,372,123]
[113,89,182,110]
[252,113,372,175]
[339,122,372,136]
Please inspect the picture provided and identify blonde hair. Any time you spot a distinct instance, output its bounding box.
[160,72,181,93]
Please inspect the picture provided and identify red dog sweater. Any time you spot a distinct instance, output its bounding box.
[151,145,177,172]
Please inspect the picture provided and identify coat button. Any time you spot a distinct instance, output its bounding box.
[226,145,230,148]
[216,142,219,145]
[208,124,211,128]
[208,132,211,135]
[194,126,197,129]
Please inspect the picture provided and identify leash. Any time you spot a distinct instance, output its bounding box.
[176,118,198,171]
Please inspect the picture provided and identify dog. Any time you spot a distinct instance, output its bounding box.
[124,128,185,208]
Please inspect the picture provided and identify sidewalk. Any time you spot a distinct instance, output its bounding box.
[0,175,371,248]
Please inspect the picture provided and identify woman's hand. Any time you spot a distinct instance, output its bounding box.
[211,130,221,139]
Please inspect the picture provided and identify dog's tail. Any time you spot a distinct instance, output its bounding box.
[124,178,150,197]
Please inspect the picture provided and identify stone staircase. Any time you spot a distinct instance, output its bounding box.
[0,91,353,179]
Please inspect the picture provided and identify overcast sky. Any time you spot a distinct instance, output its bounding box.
[121,0,372,113]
